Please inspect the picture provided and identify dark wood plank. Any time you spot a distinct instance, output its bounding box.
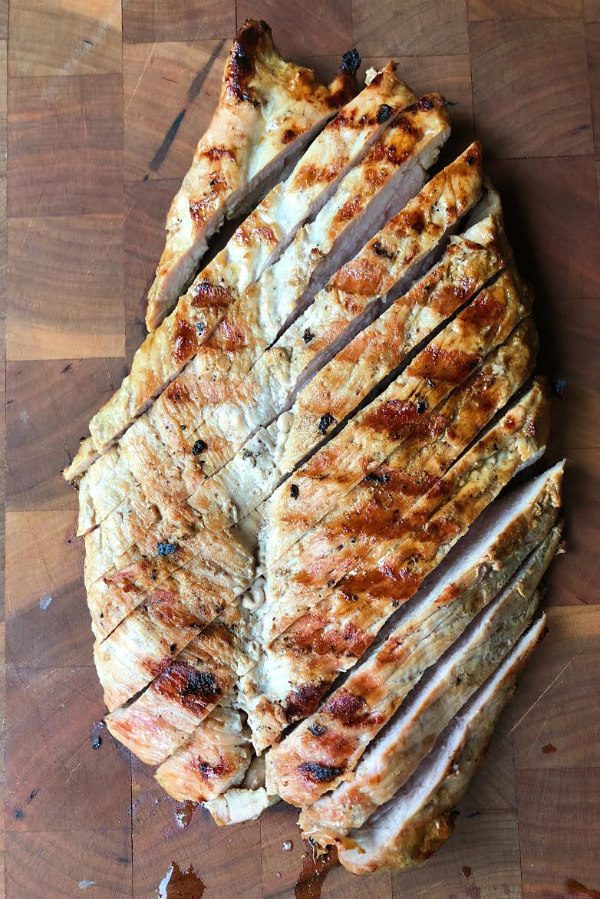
[124,39,229,183]
[5,358,126,513]
[5,510,92,669]
[237,0,353,58]
[7,213,124,360]
[517,767,600,898]
[471,18,594,158]
[5,829,132,899]
[122,0,235,43]
[124,179,179,365]
[588,21,600,156]
[587,0,600,21]
[7,74,123,218]
[510,606,600,767]
[353,0,470,56]
[0,38,6,178]
[8,0,122,76]
[5,664,131,833]
[468,0,584,18]
[486,157,600,302]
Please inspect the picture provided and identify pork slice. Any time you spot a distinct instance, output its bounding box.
[76,95,450,536]
[191,210,506,532]
[65,64,416,475]
[296,529,558,832]
[267,462,563,806]
[145,21,360,331]
[241,380,550,750]
[260,266,531,574]
[336,616,547,873]
[154,704,253,802]
[105,607,248,764]
[258,319,537,647]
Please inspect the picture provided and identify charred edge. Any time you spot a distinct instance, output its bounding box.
[298,761,344,783]
[226,19,273,105]
[340,48,361,76]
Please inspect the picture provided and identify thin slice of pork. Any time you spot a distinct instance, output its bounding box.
[241,380,549,750]
[76,95,450,536]
[145,20,360,331]
[336,616,547,873]
[267,463,563,806]
[296,528,559,837]
[65,64,416,475]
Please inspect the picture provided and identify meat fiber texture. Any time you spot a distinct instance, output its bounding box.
[65,25,565,870]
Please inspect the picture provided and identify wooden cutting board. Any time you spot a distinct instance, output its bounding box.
[3,1,600,897]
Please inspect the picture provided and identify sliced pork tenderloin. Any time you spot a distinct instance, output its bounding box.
[294,527,559,831]
[266,460,562,806]
[192,210,507,532]
[337,616,547,873]
[241,380,549,750]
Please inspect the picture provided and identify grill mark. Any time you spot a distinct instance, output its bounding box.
[190,281,234,310]
[154,663,223,713]
[173,319,198,364]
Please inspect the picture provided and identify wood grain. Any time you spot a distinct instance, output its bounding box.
[3,2,600,898]
[8,0,122,77]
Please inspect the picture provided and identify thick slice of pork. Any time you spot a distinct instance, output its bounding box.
[145,20,360,331]
[336,616,547,873]
[65,64,416,476]
[76,95,450,536]
[192,210,506,533]
[241,380,549,750]
[266,462,563,806]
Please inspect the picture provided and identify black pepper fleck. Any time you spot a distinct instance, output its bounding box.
[377,103,393,123]
[290,483,300,499]
[365,471,390,485]
[318,413,335,434]
[192,439,208,456]
[308,723,327,737]
[416,399,428,414]
[552,377,568,398]
[157,542,178,556]
[303,328,314,344]
[91,735,102,750]
[340,48,361,76]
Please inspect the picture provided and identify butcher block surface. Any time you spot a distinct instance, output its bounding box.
[2,1,600,897]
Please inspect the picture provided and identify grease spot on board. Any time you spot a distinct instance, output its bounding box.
[157,862,204,898]
[79,881,96,890]
[39,594,54,611]
[294,842,337,899]
[174,800,196,829]
[566,879,600,898]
